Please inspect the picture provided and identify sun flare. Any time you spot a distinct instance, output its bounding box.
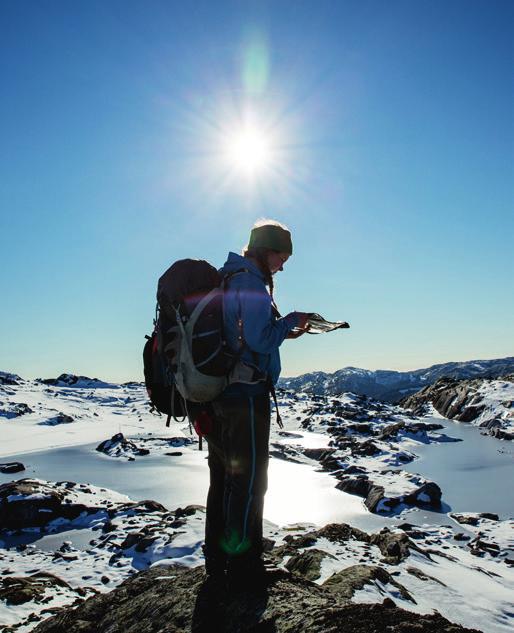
[225,126,273,174]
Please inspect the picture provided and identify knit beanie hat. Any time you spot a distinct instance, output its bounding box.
[248,223,293,255]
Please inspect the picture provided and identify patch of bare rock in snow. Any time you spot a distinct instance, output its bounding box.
[95,433,194,461]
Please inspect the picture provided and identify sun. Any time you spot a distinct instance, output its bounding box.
[225,125,273,175]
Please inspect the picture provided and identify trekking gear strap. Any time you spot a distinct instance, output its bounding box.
[170,381,187,424]
[269,381,283,429]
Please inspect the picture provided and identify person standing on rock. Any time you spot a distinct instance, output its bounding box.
[202,219,310,591]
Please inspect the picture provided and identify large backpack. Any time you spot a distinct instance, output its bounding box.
[143,259,263,426]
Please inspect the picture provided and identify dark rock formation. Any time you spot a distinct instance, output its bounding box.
[31,563,480,633]
[96,433,150,459]
[369,528,418,564]
[405,567,446,586]
[285,548,335,581]
[0,402,33,418]
[40,413,74,426]
[39,374,108,387]
[450,512,499,526]
[0,371,22,385]
[451,513,479,526]
[0,572,85,606]
[0,479,95,530]
[336,476,442,514]
[401,375,513,439]
[281,523,420,566]
[302,447,336,461]
[487,427,514,441]
[0,462,25,474]
[322,564,415,603]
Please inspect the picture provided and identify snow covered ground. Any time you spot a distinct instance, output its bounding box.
[0,374,513,632]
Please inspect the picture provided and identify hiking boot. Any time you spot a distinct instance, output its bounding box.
[203,544,227,577]
[204,557,226,576]
[226,557,268,594]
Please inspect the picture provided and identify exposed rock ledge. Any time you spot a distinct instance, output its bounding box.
[401,375,514,440]
[30,564,479,633]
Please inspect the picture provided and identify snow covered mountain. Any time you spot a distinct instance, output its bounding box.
[280,357,514,402]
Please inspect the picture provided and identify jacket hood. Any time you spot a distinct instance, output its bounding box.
[219,252,265,280]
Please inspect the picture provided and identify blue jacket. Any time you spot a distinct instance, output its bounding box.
[219,252,298,396]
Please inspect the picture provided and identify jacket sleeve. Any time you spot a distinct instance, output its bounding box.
[234,273,299,354]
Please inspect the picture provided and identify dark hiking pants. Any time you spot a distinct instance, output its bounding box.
[204,394,271,570]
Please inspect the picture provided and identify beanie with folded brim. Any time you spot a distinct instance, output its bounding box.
[248,224,293,255]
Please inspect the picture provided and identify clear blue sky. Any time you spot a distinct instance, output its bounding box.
[1,0,513,382]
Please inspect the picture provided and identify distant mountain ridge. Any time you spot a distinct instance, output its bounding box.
[280,357,514,402]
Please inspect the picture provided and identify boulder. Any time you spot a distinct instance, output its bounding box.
[0,402,33,418]
[0,462,25,474]
[405,567,446,586]
[488,428,514,441]
[451,514,479,526]
[40,413,74,426]
[96,433,150,459]
[364,485,387,512]
[285,548,335,581]
[322,564,415,603]
[0,372,22,385]
[336,475,372,498]
[337,476,441,514]
[302,448,336,461]
[369,528,416,564]
[457,405,485,422]
[0,572,81,606]
[0,479,95,530]
[376,421,405,440]
[407,482,442,509]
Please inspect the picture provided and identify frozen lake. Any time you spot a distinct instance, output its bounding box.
[404,416,514,518]
[0,434,388,536]
[2,417,513,554]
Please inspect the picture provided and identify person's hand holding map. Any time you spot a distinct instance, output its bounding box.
[287,313,350,338]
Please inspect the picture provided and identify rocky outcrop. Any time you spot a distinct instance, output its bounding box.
[0,479,94,530]
[0,572,86,606]
[0,479,153,531]
[322,564,415,603]
[0,371,22,385]
[31,563,479,633]
[336,475,442,513]
[401,375,514,440]
[451,512,499,526]
[279,523,421,567]
[0,462,25,474]
[40,413,74,426]
[0,401,33,418]
[285,548,336,581]
[96,433,150,460]
[39,374,113,388]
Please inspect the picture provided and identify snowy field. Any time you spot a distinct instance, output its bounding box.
[0,373,513,632]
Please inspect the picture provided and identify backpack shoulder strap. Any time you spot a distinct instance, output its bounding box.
[221,268,250,288]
